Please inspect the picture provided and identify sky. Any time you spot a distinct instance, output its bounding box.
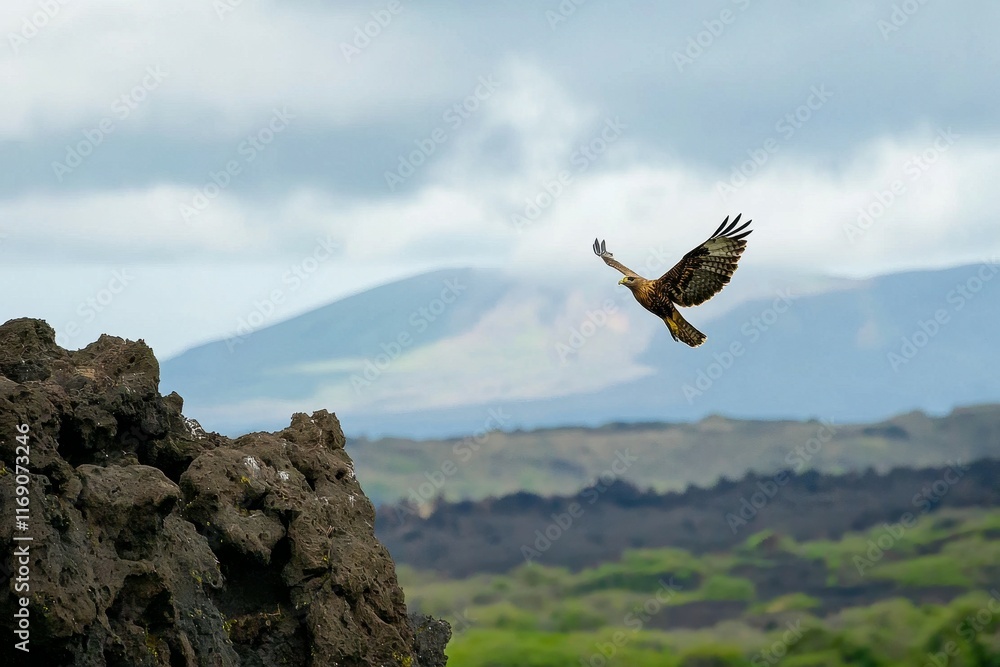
[2,0,998,359]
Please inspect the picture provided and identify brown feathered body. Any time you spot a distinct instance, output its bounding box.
[622,278,707,347]
[630,279,675,318]
[594,215,752,347]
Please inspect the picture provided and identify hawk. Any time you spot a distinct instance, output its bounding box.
[594,214,752,347]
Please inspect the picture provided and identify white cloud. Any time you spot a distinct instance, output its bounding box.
[0,0,458,139]
[4,55,1000,363]
[2,186,262,259]
[5,94,1000,277]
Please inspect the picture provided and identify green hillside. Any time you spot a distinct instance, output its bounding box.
[398,508,1000,666]
[350,405,1000,507]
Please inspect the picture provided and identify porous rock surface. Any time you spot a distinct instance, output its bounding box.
[0,318,449,666]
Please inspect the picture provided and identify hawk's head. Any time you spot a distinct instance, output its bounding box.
[618,276,639,289]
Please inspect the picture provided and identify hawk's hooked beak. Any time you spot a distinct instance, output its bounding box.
[618,277,627,286]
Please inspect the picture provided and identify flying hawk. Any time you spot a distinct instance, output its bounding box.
[594,214,752,347]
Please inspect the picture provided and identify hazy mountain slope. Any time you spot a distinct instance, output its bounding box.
[618,262,1000,421]
[161,268,514,422]
[160,263,1000,438]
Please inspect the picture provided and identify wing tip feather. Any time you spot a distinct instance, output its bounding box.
[711,216,730,238]
[716,215,753,239]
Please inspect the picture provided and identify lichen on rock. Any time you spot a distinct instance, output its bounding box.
[0,318,448,666]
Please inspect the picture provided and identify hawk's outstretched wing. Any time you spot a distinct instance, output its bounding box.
[593,238,641,278]
[656,215,752,307]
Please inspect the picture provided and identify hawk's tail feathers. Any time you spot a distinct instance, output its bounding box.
[665,310,707,348]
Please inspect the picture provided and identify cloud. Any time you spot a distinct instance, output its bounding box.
[4,61,999,278]
[1,0,459,139]
[4,1,1000,361]
[0,186,264,261]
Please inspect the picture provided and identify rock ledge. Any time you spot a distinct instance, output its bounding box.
[0,318,448,666]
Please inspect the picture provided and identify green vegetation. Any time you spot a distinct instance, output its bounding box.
[399,508,1000,666]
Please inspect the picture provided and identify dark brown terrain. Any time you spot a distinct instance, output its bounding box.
[0,319,448,666]
[377,460,1000,576]
[379,459,1000,631]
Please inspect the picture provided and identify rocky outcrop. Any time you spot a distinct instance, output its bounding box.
[0,318,448,666]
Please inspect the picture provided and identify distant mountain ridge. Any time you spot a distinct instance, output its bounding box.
[347,403,1000,508]
[160,262,1000,438]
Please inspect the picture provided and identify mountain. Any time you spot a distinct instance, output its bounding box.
[160,262,1000,438]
